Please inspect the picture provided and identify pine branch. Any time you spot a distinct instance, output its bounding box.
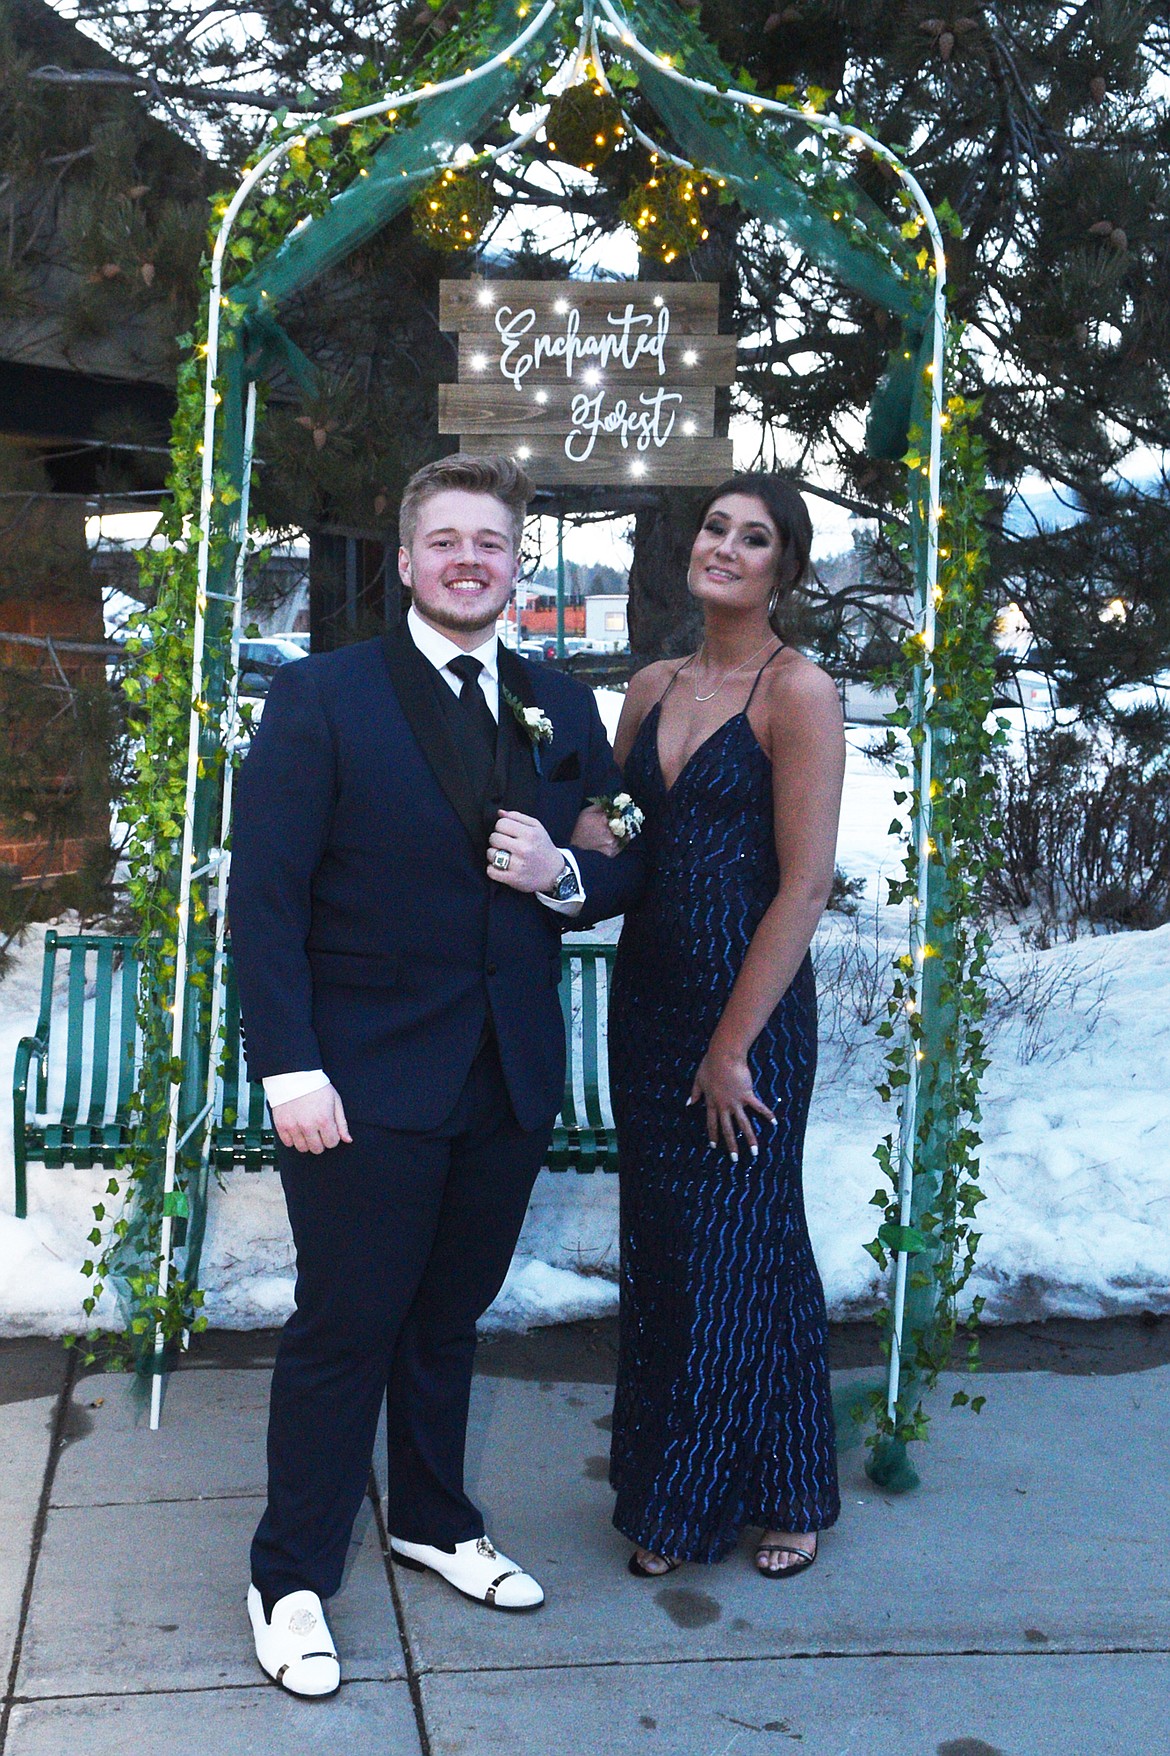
[28,63,333,115]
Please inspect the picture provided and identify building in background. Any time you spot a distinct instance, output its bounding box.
[585,594,629,653]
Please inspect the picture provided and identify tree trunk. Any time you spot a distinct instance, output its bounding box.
[627,214,738,664]
[627,490,707,663]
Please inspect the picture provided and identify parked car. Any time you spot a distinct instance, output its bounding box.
[517,635,604,664]
[237,635,308,697]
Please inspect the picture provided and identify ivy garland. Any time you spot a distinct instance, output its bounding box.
[863,322,1004,1458]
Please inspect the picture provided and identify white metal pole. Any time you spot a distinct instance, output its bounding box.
[594,0,949,1424]
[187,379,258,1298]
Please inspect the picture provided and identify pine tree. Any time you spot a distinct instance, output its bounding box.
[23,0,1170,705]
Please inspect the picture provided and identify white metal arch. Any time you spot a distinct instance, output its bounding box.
[157,0,947,1437]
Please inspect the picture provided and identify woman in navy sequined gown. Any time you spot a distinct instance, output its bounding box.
[595,476,845,1579]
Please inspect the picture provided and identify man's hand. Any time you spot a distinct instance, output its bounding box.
[487,810,565,893]
[271,1083,353,1154]
[570,803,621,857]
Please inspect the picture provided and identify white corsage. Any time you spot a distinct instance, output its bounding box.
[590,791,645,844]
[502,687,554,750]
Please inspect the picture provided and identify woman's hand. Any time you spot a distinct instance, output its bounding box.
[487,810,565,893]
[570,803,621,857]
[688,1040,776,1160]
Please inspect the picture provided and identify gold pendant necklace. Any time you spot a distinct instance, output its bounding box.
[690,636,780,703]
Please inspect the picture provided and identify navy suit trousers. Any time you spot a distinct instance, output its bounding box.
[250,1040,550,1603]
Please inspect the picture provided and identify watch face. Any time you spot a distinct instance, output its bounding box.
[555,863,579,900]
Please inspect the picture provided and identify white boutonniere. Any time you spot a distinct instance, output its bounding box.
[590,790,645,844]
[502,687,554,750]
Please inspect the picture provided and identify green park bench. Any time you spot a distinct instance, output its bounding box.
[11,930,618,1218]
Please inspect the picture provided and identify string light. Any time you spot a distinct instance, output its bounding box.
[620,160,713,263]
[411,167,494,252]
[544,81,625,173]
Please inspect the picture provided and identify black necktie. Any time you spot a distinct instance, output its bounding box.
[446,653,498,758]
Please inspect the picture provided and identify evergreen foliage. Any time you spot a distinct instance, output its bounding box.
[40,0,1168,699]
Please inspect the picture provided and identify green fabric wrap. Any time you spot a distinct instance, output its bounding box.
[866,319,932,461]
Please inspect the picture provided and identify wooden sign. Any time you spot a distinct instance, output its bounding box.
[439,280,735,488]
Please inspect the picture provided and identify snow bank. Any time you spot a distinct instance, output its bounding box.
[1,727,1168,1337]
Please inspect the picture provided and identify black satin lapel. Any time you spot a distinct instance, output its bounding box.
[496,646,539,815]
[380,627,486,852]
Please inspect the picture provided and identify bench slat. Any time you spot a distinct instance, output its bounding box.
[60,945,88,1125]
[34,930,58,1116]
[116,943,139,1116]
[85,940,116,1129]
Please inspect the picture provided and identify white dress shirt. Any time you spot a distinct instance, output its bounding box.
[262,608,584,1108]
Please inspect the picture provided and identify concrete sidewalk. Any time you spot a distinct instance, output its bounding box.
[0,1319,1167,1756]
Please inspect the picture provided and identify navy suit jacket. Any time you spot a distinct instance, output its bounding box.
[228,626,644,1132]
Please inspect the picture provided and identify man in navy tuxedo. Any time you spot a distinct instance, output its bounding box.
[229,454,641,1696]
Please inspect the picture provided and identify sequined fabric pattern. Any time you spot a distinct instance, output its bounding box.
[608,699,840,1562]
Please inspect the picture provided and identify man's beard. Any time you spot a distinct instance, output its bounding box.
[413,593,508,636]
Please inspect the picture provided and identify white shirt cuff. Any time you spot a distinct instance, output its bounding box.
[263,1069,331,1107]
[537,848,585,917]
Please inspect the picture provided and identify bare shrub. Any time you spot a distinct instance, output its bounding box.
[985,724,1170,938]
[984,943,1111,1064]
[814,904,890,1075]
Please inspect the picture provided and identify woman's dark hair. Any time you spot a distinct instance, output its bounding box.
[694,474,814,631]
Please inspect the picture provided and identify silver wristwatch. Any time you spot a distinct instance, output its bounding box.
[543,858,580,903]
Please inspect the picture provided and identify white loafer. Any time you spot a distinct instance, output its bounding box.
[247,1585,340,1697]
[389,1533,545,1610]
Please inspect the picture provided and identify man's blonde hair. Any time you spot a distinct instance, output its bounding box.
[399,453,533,553]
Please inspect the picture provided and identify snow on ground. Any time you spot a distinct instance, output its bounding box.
[1,722,1168,1337]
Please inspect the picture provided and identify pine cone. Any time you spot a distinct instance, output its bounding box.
[939,30,955,58]
[1089,76,1107,102]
